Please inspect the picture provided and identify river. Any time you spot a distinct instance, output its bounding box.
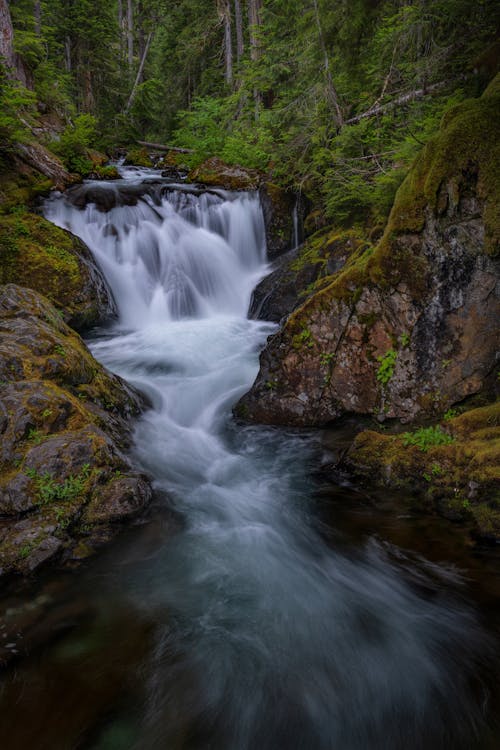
[0,168,498,749]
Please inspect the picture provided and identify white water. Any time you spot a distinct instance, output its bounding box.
[43,172,490,749]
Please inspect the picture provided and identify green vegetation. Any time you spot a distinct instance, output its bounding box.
[27,428,44,445]
[0,0,497,221]
[376,349,397,386]
[26,463,92,505]
[402,426,455,452]
[348,401,500,538]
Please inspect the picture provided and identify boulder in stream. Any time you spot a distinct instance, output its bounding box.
[237,79,500,427]
[0,210,115,331]
[0,285,153,577]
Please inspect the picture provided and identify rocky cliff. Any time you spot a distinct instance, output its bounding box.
[237,77,500,427]
[0,285,152,577]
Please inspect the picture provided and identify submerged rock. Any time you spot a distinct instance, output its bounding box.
[237,78,500,427]
[0,285,153,577]
[0,210,115,331]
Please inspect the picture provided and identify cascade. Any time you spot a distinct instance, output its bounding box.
[38,169,492,749]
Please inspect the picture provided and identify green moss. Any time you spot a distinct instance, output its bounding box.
[89,164,120,180]
[123,147,152,168]
[0,211,89,319]
[347,400,500,540]
[0,159,54,213]
[373,76,500,265]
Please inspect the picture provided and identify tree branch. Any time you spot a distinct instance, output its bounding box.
[345,80,449,125]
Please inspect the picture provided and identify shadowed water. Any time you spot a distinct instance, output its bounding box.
[32,170,497,749]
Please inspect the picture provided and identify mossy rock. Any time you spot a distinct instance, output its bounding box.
[343,401,500,541]
[237,80,500,428]
[0,210,115,331]
[189,157,260,190]
[123,147,153,168]
[86,165,120,180]
[249,225,366,321]
[259,181,297,259]
[0,284,153,577]
[0,156,54,213]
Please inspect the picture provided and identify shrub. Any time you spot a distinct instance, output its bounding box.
[52,114,97,174]
[402,425,455,452]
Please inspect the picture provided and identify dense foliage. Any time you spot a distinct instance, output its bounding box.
[1,0,498,222]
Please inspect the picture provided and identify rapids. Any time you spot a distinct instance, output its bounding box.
[35,169,496,749]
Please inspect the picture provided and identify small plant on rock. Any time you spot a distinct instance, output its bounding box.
[376,349,397,385]
[402,426,455,452]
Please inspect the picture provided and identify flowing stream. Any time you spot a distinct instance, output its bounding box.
[2,169,497,749]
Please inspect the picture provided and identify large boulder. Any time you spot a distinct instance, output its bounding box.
[189,157,260,190]
[0,210,115,331]
[249,227,365,321]
[0,285,153,577]
[236,79,500,427]
[339,402,500,541]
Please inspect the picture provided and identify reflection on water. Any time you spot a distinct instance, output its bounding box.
[0,171,498,749]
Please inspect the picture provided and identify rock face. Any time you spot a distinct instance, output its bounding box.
[340,402,500,541]
[259,182,298,260]
[249,228,364,321]
[0,285,153,577]
[237,79,500,427]
[0,210,115,331]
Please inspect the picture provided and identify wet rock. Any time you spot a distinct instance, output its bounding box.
[189,157,260,191]
[0,284,153,578]
[81,474,153,524]
[339,402,500,541]
[0,210,115,331]
[237,80,500,427]
[259,182,304,260]
[249,227,362,321]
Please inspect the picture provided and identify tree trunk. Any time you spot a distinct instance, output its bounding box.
[64,36,72,72]
[137,140,193,153]
[125,30,153,112]
[0,0,16,71]
[247,0,262,62]
[247,0,262,116]
[218,0,233,85]
[127,0,134,67]
[312,0,343,128]
[345,80,449,125]
[82,68,95,112]
[34,0,42,36]
[234,0,244,62]
[118,0,124,57]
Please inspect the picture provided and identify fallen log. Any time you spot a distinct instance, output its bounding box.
[345,81,448,125]
[137,140,194,154]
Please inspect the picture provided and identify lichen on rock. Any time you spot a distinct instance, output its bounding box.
[237,77,500,428]
[0,284,152,577]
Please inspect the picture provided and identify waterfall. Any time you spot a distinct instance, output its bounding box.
[44,182,267,328]
[41,169,491,750]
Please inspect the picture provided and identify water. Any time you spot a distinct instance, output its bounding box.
[2,171,497,748]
